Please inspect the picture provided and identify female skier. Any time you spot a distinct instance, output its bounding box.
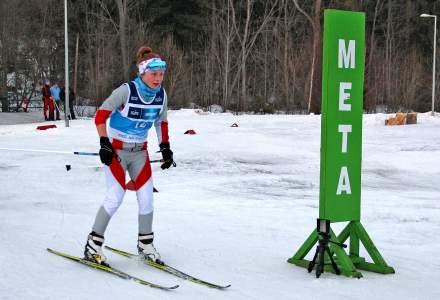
[84,46,174,266]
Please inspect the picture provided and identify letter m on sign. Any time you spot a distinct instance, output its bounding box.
[338,39,356,69]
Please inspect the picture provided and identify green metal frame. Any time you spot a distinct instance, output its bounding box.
[287,221,395,277]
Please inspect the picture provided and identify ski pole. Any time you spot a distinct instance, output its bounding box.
[0,148,104,157]
[73,152,165,164]
[0,147,170,164]
[0,147,83,155]
[74,151,99,156]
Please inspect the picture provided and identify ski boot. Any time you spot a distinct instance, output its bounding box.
[84,231,108,266]
[138,233,163,265]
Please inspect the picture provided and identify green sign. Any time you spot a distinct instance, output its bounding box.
[288,10,394,278]
[319,10,365,222]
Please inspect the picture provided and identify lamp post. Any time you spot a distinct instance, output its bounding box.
[64,0,70,127]
[420,14,437,116]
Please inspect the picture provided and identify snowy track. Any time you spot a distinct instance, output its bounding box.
[0,110,439,299]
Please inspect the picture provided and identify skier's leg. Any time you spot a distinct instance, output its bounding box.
[91,206,111,236]
[100,159,127,219]
[43,98,48,120]
[48,97,54,121]
[136,175,154,234]
[127,150,154,233]
[55,101,60,120]
[128,150,161,263]
[138,210,153,235]
[92,153,128,232]
[85,152,127,263]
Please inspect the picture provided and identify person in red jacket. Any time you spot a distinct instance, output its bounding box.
[41,79,54,121]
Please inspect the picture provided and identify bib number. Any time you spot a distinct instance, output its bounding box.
[135,121,148,128]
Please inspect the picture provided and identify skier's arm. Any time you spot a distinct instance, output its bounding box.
[96,123,108,138]
[94,84,128,166]
[154,89,169,146]
[94,84,128,137]
[154,90,173,169]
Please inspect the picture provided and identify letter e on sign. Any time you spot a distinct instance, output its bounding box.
[339,82,352,111]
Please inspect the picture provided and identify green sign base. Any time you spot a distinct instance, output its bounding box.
[287,221,395,278]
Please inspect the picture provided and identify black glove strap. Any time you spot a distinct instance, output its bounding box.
[159,142,174,169]
[99,137,115,166]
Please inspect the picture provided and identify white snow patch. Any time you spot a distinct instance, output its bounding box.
[0,112,439,299]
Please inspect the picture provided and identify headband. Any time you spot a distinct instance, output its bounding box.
[138,58,167,74]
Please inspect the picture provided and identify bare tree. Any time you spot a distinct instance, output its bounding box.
[161,35,185,101]
[1,0,438,114]
[115,0,129,81]
[229,0,279,111]
[293,0,321,113]
[364,0,384,111]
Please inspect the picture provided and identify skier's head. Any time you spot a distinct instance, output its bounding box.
[136,46,166,90]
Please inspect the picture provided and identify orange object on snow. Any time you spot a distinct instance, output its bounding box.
[385,112,417,126]
[184,129,197,135]
[36,124,57,130]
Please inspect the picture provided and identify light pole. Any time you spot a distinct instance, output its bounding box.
[64,0,70,127]
[421,14,437,116]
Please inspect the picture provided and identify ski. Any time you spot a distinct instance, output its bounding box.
[47,248,179,290]
[105,245,231,289]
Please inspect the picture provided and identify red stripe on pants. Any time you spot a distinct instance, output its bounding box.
[109,154,126,189]
[133,156,152,190]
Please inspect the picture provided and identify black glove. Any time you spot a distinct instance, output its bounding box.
[99,137,115,166]
[159,142,174,169]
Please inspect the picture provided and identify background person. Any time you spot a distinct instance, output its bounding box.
[60,85,76,120]
[50,81,61,120]
[41,79,54,121]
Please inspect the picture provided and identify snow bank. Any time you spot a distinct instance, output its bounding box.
[0,113,439,300]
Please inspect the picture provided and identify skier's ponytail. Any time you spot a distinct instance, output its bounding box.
[136,46,161,66]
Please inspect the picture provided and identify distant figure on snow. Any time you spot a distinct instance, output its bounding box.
[60,85,76,120]
[50,81,61,120]
[83,46,174,266]
[40,79,54,121]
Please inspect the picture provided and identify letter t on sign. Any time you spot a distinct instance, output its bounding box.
[338,125,352,153]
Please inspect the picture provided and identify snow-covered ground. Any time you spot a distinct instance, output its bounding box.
[0,111,439,300]
[0,112,44,125]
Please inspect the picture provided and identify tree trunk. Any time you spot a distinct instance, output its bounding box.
[223,0,231,109]
[116,0,129,81]
[309,0,322,113]
[283,0,289,109]
[73,33,79,106]
[293,0,320,113]
[240,0,251,112]
[385,0,392,109]
[0,70,8,112]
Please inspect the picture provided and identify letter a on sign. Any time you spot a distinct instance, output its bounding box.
[337,166,351,195]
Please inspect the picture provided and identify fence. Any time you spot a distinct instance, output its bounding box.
[1,94,97,117]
